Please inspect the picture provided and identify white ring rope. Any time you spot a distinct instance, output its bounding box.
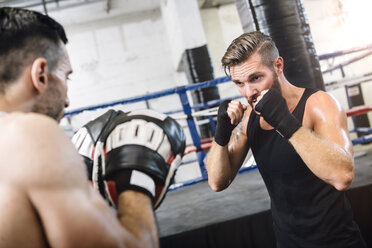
[325,73,372,91]
[170,106,219,120]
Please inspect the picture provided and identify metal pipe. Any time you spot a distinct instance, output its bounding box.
[9,0,104,12]
[9,0,68,8]
[106,0,111,13]
[319,43,372,60]
[322,50,372,74]
[42,0,48,14]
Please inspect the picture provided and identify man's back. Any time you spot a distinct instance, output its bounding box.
[0,186,48,247]
[0,113,50,247]
[0,112,168,248]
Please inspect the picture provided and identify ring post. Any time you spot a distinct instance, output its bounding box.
[204,102,216,133]
[177,87,208,179]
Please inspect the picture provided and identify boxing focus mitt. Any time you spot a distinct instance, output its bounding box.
[95,109,186,209]
[71,109,123,197]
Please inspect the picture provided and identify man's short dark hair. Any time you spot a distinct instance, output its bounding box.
[0,7,68,92]
[221,31,279,75]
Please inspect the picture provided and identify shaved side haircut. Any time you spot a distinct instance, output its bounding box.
[222,31,279,75]
[0,7,68,92]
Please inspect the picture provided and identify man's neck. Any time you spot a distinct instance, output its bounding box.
[279,79,305,111]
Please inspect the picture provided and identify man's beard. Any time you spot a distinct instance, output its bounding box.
[31,85,64,122]
[271,72,281,93]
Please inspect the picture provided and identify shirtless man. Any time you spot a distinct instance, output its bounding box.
[0,7,185,247]
[206,31,366,247]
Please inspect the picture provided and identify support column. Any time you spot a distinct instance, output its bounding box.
[161,0,220,139]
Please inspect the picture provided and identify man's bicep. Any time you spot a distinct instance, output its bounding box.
[310,93,353,155]
[29,186,126,247]
[21,116,127,247]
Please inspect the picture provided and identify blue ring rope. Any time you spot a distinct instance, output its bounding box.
[64,76,232,117]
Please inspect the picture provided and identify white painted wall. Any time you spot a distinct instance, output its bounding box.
[65,10,174,110]
[161,0,207,69]
[52,8,191,133]
[200,4,243,102]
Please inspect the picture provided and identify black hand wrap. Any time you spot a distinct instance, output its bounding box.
[214,100,236,146]
[254,89,301,139]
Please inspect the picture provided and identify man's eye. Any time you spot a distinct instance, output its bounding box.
[252,76,261,81]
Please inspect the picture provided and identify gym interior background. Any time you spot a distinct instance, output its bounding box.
[1,0,371,247]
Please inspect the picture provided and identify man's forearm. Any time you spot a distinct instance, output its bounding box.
[117,191,159,248]
[289,127,354,191]
[206,142,233,191]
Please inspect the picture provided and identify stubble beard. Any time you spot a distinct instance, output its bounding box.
[31,85,64,122]
[271,72,281,93]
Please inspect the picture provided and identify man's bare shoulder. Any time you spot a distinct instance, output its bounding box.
[306,90,345,116]
[0,112,64,151]
[0,112,57,132]
[304,90,347,129]
[0,112,86,187]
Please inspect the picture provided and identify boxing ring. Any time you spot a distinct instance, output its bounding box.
[63,73,372,191]
[64,75,259,191]
[62,47,372,247]
[347,105,372,145]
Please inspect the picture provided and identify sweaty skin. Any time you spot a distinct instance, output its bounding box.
[206,53,354,192]
[0,114,158,248]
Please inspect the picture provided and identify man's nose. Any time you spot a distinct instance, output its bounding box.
[244,85,258,98]
[64,97,70,108]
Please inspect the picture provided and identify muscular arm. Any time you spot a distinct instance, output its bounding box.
[289,92,354,191]
[206,110,250,191]
[117,191,158,247]
[12,114,158,248]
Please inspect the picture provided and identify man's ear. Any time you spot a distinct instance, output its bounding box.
[273,57,284,75]
[30,58,48,94]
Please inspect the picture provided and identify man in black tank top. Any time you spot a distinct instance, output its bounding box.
[206,31,366,247]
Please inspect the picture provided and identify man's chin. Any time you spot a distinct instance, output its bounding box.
[250,103,261,116]
[247,95,258,108]
[56,111,64,122]
[45,110,64,122]
[247,99,254,108]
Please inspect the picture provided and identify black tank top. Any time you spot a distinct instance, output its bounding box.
[247,88,364,248]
